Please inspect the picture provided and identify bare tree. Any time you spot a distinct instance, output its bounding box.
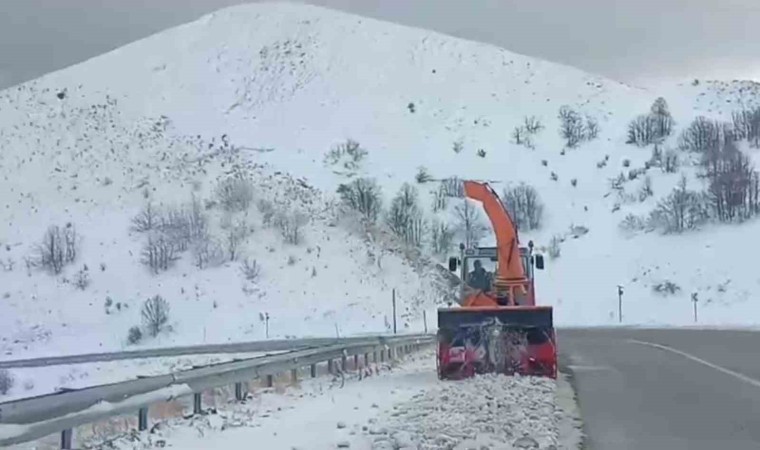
[430,220,455,256]
[35,224,78,274]
[441,177,464,198]
[584,115,600,140]
[650,97,674,138]
[501,183,544,231]
[649,175,710,233]
[512,126,531,148]
[454,199,488,248]
[432,185,448,213]
[337,178,382,223]
[141,295,170,337]
[701,140,760,222]
[226,224,247,261]
[141,234,179,274]
[679,117,733,153]
[387,183,426,247]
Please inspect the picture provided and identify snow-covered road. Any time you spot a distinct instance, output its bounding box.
[104,349,579,450]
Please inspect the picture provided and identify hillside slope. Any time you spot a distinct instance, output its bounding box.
[2,1,760,372]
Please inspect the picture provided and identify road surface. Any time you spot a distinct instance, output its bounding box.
[560,328,760,449]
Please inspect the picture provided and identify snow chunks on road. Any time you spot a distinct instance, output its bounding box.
[363,373,560,450]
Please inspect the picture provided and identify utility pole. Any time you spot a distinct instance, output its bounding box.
[392,289,397,334]
[692,292,699,323]
[617,285,624,323]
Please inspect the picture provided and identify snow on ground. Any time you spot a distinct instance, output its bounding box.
[0,351,276,402]
[3,0,760,399]
[86,349,575,450]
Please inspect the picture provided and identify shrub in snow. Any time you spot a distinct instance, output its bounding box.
[275,209,309,245]
[141,234,179,274]
[131,201,159,232]
[73,265,90,290]
[387,183,426,248]
[663,149,679,173]
[638,176,654,201]
[584,114,600,140]
[192,231,224,269]
[257,199,276,227]
[415,166,433,183]
[337,178,382,223]
[215,176,254,212]
[287,255,296,266]
[550,172,558,181]
[0,369,13,395]
[141,295,170,337]
[324,139,367,170]
[240,258,261,282]
[477,149,487,158]
[571,178,578,187]
[127,326,143,345]
[618,214,647,232]
[523,115,544,134]
[622,159,631,168]
[511,125,533,148]
[558,106,584,148]
[454,199,488,248]
[501,183,544,231]
[548,235,562,259]
[653,280,681,296]
[35,223,78,275]
[225,224,248,261]
[452,139,464,154]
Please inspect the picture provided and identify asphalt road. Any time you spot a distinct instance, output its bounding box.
[559,328,760,450]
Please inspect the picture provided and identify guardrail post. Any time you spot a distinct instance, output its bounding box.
[61,429,73,449]
[193,392,202,414]
[235,382,244,401]
[328,359,334,374]
[266,374,274,387]
[380,350,385,362]
[374,350,378,362]
[291,368,298,383]
[364,353,369,366]
[353,354,359,370]
[310,363,317,378]
[138,407,148,431]
[341,354,347,371]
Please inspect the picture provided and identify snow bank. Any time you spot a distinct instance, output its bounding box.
[364,374,559,449]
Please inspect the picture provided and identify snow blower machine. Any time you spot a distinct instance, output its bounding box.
[436,180,557,380]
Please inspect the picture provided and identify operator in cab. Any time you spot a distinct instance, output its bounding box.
[467,259,492,291]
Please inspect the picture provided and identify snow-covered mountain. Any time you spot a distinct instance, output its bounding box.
[2,1,760,372]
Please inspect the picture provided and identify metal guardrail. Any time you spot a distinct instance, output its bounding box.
[0,333,435,448]
[0,335,393,369]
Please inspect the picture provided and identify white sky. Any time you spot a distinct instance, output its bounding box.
[1,0,760,89]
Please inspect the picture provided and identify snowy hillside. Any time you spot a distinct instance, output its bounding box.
[2,0,760,377]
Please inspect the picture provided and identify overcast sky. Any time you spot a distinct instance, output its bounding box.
[2,0,760,90]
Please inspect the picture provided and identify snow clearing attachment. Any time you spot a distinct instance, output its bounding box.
[436,181,557,380]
